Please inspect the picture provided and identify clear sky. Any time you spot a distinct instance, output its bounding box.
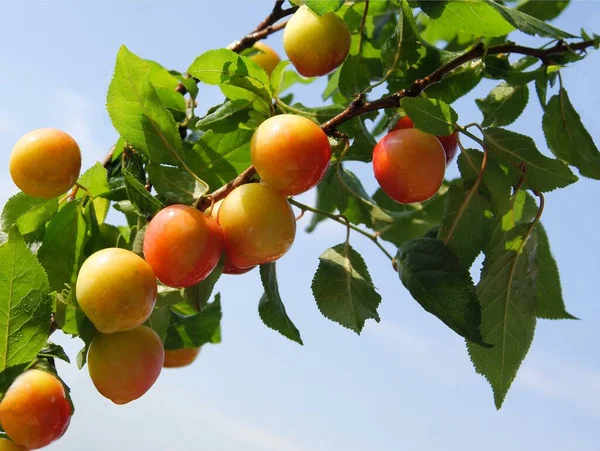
[1,2,600,450]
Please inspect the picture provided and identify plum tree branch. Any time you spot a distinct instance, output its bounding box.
[320,39,598,133]
[174,0,297,96]
[201,38,597,204]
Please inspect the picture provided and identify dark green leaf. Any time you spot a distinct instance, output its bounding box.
[339,55,372,98]
[534,224,576,320]
[195,99,252,130]
[303,0,344,15]
[259,263,303,345]
[517,0,569,21]
[543,88,600,180]
[418,0,515,37]
[123,167,165,216]
[476,83,529,127]
[467,224,538,409]
[401,97,458,135]
[183,259,223,312]
[482,0,575,38]
[306,168,337,233]
[397,237,489,346]
[437,182,492,268]
[106,46,187,166]
[0,228,52,373]
[484,127,578,192]
[145,307,171,343]
[0,193,57,236]
[312,243,381,334]
[38,342,70,364]
[147,163,201,205]
[38,201,88,292]
[425,65,484,104]
[165,295,222,349]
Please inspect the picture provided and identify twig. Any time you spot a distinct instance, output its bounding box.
[197,166,258,210]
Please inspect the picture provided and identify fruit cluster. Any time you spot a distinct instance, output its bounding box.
[0,6,457,450]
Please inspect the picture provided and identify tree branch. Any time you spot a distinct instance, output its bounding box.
[175,1,297,96]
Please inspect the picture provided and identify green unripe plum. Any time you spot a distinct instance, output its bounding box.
[251,114,331,196]
[283,5,351,77]
[373,128,446,204]
[0,369,71,449]
[217,183,296,269]
[10,128,81,199]
[76,248,158,334]
[87,326,164,405]
[143,205,223,288]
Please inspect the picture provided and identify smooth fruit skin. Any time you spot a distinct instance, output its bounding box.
[206,200,255,275]
[76,248,158,334]
[0,369,71,449]
[163,347,201,368]
[283,6,351,77]
[0,438,27,451]
[217,183,296,269]
[373,128,446,204]
[250,42,281,75]
[251,114,331,196]
[143,205,223,288]
[391,116,458,164]
[10,128,81,199]
[88,326,164,405]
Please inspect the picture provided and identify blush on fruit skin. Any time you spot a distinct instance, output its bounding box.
[249,42,281,75]
[217,183,296,269]
[143,205,223,288]
[76,248,158,334]
[283,5,351,77]
[373,128,446,204]
[205,200,259,276]
[0,369,72,450]
[391,116,459,164]
[87,326,164,405]
[251,114,331,196]
[10,128,82,200]
[163,347,201,368]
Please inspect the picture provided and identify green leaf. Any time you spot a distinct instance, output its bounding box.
[401,97,458,135]
[259,263,303,345]
[0,228,52,373]
[54,284,96,344]
[195,99,252,130]
[306,168,337,233]
[145,307,171,343]
[312,243,381,334]
[425,65,484,104]
[458,149,512,215]
[476,83,529,128]
[338,55,372,98]
[482,0,575,38]
[534,224,576,320]
[37,201,88,292]
[269,61,291,95]
[535,67,548,107]
[77,163,110,197]
[397,237,489,347]
[517,0,570,21]
[147,163,201,205]
[467,224,538,409]
[183,259,223,312]
[543,88,600,180]
[303,0,344,15]
[186,129,254,191]
[165,295,222,349]
[106,46,186,166]
[437,182,492,268]
[418,0,515,37]
[1,193,57,236]
[187,49,271,104]
[123,167,165,216]
[484,127,578,192]
[38,342,70,364]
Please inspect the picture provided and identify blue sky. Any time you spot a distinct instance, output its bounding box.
[1,2,600,450]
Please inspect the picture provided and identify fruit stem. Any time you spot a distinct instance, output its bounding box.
[288,198,394,262]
